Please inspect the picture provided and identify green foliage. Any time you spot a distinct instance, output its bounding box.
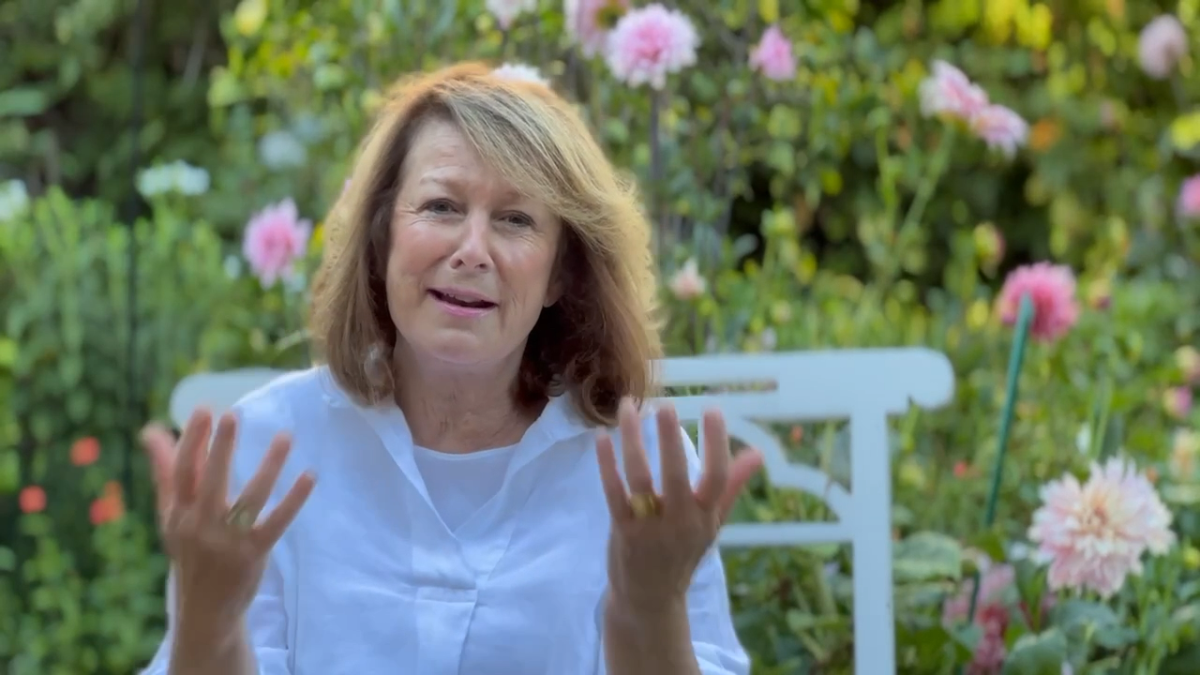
[4,0,1200,672]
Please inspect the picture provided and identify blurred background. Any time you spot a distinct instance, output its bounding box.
[3,0,1200,673]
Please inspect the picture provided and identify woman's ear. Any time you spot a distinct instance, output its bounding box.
[544,272,564,307]
[544,227,572,307]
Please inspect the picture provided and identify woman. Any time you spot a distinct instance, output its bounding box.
[141,62,763,675]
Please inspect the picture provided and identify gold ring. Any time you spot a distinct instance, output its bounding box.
[225,502,256,531]
[629,492,662,519]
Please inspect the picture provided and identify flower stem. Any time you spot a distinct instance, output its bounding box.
[649,87,663,257]
[965,293,1035,624]
[890,124,957,284]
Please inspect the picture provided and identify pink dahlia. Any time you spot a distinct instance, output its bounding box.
[1177,174,1200,220]
[1163,386,1192,420]
[242,198,312,288]
[970,103,1029,158]
[996,262,1079,342]
[564,0,630,58]
[1138,15,1189,80]
[749,25,797,82]
[1028,458,1176,598]
[943,560,1015,675]
[604,4,698,90]
[919,60,989,121]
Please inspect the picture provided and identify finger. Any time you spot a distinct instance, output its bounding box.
[231,433,294,522]
[253,471,317,548]
[618,397,655,495]
[596,431,633,523]
[173,409,213,505]
[694,408,730,511]
[197,413,238,510]
[140,423,177,517]
[717,448,764,523]
[655,404,691,501]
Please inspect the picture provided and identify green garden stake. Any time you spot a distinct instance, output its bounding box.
[963,293,1034,646]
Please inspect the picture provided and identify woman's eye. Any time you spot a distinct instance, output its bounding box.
[425,199,455,214]
[504,213,533,227]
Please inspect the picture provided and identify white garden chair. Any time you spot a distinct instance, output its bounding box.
[169,348,955,674]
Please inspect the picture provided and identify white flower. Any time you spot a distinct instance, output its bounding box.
[1138,15,1189,80]
[487,0,537,30]
[258,130,308,170]
[0,179,30,223]
[137,160,211,198]
[493,63,551,87]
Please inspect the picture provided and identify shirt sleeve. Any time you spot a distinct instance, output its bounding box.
[140,399,295,675]
[598,417,752,675]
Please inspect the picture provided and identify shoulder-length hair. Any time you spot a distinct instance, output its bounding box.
[309,62,663,427]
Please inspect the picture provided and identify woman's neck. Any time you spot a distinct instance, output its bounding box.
[391,346,537,453]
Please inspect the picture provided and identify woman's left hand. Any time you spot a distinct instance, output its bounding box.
[597,397,763,615]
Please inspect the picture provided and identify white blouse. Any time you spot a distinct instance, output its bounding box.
[142,367,750,674]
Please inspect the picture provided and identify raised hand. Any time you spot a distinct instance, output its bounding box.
[596,398,762,612]
[142,408,315,643]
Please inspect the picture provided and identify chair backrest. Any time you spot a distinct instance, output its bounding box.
[169,348,955,674]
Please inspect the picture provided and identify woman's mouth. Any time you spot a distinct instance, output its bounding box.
[429,289,497,316]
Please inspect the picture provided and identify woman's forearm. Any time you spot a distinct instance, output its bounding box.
[168,615,258,675]
[603,593,701,675]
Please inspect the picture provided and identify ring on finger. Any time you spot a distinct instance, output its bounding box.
[225,501,257,531]
[629,492,662,519]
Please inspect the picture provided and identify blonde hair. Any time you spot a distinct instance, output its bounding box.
[309,62,663,427]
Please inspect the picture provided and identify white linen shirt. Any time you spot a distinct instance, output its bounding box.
[143,367,750,675]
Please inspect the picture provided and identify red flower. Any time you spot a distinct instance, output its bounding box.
[70,436,100,466]
[19,485,46,513]
[90,482,125,525]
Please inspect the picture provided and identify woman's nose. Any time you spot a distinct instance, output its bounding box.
[449,210,492,271]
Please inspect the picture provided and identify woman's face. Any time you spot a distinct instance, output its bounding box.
[386,119,563,374]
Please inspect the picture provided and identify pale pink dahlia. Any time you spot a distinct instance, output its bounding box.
[970,103,1029,158]
[919,60,989,121]
[1028,458,1176,598]
[564,0,629,58]
[669,258,705,300]
[749,25,797,82]
[996,262,1079,342]
[242,198,312,288]
[604,4,698,90]
[1177,174,1200,220]
[1138,15,1189,80]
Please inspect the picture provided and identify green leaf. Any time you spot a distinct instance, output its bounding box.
[0,338,17,368]
[893,531,963,581]
[1001,629,1067,675]
[766,104,801,140]
[313,64,347,91]
[0,546,14,572]
[758,0,779,24]
[0,87,50,117]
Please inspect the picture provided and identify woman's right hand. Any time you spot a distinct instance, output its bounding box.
[141,409,316,648]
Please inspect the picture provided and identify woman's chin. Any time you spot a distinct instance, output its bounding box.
[411,332,506,369]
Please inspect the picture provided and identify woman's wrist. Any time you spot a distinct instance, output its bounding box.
[170,611,249,669]
[605,588,689,631]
